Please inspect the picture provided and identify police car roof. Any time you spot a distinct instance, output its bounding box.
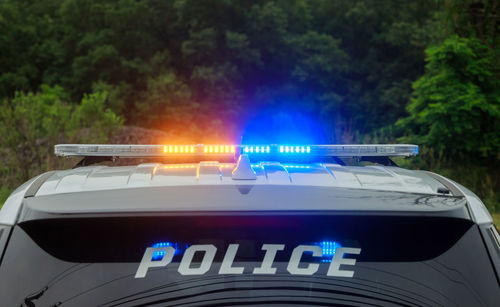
[0,161,473,222]
[36,162,445,196]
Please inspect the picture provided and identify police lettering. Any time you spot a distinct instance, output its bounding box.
[135,243,361,278]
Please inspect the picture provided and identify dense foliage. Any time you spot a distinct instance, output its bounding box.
[0,86,123,187]
[0,0,498,210]
[0,0,441,140]
[398,35,499,159]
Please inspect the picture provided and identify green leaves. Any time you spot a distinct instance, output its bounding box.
[288,31,348,86]
[0,0,442,138]
[0,86,123,186]
[70,92,124,142]
[398,36,500,159]
[182,28,217,59]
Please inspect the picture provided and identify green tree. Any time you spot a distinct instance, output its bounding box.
[398,34,499,159]
[0,0,441,137]
[0,85,123,187]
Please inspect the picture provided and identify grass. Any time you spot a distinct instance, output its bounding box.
[492,213,500,231]
[0,186,11,209]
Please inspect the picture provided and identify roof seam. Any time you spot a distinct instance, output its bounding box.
[369,166,409,189]
[321,164,337,180]
[259,163,268,180]
[24,171,57,198]
[350,170,364,187]
[150,164,160,181]
[126,165,139,185]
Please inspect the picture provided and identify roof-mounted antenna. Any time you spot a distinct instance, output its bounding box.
[232,154,256,180]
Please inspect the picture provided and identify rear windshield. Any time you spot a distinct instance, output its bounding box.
[0,215,498,306]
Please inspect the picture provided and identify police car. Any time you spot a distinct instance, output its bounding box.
[0,144,499,306]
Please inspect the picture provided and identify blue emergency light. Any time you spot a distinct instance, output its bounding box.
[151,242,189,260]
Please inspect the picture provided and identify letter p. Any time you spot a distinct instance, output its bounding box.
[135,247,175,278]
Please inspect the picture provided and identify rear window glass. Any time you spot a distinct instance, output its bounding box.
[0,215,498,306]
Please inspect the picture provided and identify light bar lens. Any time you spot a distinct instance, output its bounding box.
[164,145,196,153]
[278,145,310,154]
[203,145,235,154]
[55,144,418,157]
[243,146,270,154]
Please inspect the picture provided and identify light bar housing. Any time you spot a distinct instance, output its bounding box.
[54,144,235,157]
[55,144,418,158]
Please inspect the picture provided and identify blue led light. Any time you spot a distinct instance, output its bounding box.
[242,145,273,154]
[314,241,342,262]
[241,145,415,156]
[277,145,311,154]
[151,242,188,261]
[320,241,341,256]
[240,144,317,155]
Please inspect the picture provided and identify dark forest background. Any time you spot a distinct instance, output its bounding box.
[0,0,498,212]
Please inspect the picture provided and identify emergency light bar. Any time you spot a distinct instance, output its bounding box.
[54,144,236,157]
[55,144,418,158]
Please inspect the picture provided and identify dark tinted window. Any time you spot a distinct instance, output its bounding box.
[0,215,498,306]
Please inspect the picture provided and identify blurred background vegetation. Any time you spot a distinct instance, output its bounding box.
[0,0,498,214]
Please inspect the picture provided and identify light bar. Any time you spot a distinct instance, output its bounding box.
[55,144,418,157]
[54,144,236,157]
[309,144,418,157]
[241,144,417,157]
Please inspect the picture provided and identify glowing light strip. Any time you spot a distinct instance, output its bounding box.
[163,145,195,154]
[244,144,416,156]
[243,146,270,154]
[55,144,418,157]
[204,145,235,154]
[278,145,310,154]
